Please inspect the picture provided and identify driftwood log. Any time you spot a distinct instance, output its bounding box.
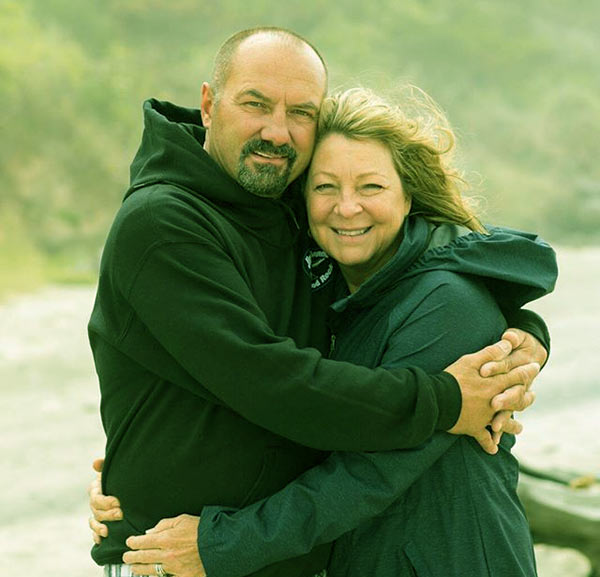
[533,544,593,577]
[514,396,600,575]
[518,464,599,575]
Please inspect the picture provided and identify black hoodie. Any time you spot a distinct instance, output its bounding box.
[88,100,545,574]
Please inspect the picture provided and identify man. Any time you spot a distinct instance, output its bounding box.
[88,27,548,577]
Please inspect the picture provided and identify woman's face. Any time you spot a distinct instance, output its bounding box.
[306,133,411,288]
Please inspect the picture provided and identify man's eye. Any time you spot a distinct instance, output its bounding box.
[290,109,315,119]
[244,101,266,109]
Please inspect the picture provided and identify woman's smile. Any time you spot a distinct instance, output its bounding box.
[332,226,373,237]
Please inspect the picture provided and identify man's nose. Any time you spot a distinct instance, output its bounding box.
[260,108,292,146]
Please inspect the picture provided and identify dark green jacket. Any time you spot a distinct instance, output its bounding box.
[88,100,474,573]
[196,216,557,577]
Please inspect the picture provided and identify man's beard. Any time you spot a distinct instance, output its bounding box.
[237,139,297,198]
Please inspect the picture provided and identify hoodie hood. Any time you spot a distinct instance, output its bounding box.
[331,215,558,313]
[125,99,304,240]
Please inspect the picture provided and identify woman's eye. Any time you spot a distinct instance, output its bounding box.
[313,183,335,193]
[362,183,384,193]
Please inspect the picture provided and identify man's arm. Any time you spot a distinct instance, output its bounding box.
[119,239,451,451]
[107,196,551,451]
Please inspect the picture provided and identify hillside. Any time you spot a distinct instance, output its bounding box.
[1,0,598,295]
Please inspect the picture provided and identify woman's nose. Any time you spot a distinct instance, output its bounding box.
[334,191,363,218]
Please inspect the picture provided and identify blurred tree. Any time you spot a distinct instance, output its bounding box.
[1,0,598,295]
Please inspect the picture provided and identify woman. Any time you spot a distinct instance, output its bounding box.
[93,87,557,577]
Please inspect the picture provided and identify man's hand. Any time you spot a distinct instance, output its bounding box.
[485,328,547,443]
[445,337,540,454]
[481,328,547,406]
[123,514,206,577]
[88,458,122,543]
[489,411,524,445]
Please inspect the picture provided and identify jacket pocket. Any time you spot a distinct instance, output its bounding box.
[91,517,145,565]
[238,448,278,507]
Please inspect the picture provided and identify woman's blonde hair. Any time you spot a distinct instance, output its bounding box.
[315,87,485,232]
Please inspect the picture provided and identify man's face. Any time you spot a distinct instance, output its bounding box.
[201,36,327,198]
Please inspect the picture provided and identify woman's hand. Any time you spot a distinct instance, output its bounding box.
[88,458,122,543]
[123,514,206,577]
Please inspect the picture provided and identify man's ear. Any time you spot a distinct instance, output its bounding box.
[201,82,214,128]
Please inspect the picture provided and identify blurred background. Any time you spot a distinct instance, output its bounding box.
[0,0,598,575]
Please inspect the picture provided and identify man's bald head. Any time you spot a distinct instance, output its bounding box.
[211,27,328,102]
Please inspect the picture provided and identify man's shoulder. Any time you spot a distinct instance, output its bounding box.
[114,184,227,242]
[122,183,216,217]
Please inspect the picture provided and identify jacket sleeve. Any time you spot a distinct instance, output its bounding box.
[197,275,507,577]
[116,203,459,452]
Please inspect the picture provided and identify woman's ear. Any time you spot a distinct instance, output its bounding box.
[404,193,412,216]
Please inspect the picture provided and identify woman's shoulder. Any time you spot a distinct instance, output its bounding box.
[397,267,494,307]
[384,271,505,359]
[381,273,505,372]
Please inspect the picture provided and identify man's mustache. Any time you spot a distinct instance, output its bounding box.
[241,139,297,163]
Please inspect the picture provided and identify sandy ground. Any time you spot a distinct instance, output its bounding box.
[0,286,103,574]
[0,247,598,576]
[514,247,600,473]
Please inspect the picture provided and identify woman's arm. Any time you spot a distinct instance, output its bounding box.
[194,274,509,577]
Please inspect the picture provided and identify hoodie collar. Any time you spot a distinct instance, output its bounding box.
[331,215,557,313]
[331,216,431,312]
[125,99,304,243]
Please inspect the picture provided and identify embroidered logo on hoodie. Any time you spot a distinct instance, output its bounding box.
[303,248,334,291]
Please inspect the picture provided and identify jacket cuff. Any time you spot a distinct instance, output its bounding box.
[432,371,462,430]
[198,505,241,577]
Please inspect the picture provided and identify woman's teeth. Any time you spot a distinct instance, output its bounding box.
[334,227,371,236]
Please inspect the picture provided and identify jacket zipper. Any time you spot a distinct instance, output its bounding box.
[329,333,336,358]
